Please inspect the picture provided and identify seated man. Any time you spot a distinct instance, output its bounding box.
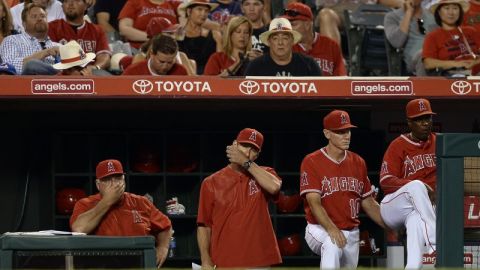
[71,159,173,268]
[53,40,97,75]
[10,0,65,32]
[122,34,187,75]
[48,0,111,74]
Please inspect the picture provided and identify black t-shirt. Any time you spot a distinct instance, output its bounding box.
[93,0,127,32]
[252,26,268,53]
[178,31,217,75]
[245,52,322,76]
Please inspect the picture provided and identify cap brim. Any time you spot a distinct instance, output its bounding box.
[327,124,357,131]
[179,2,219,12]
[97,172,125,180]
[408,111,437,119]
[259,30,302,46]
[237,140,261,151]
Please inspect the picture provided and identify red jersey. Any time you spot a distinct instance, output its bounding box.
[122,59,187,75]
[48,19,111,55]
[203,52,234,75]
[118,0,181,48]
[423,26,480,74]
[197,166,282,268]
[300,148,373,230]
[463,1,480,32]
[380,133,436,195]
[70,192,171,236]
[293,33,346,76]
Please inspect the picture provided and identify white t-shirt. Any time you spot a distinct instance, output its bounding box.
[11,0,66,33]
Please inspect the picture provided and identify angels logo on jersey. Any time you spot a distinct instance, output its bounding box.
[300,172,309,186]
[403,154,436,177]
[131,210,143,223]
[248,179,260,195]
[321,176,365,198]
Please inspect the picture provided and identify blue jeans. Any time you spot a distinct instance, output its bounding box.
[22,59,58,75]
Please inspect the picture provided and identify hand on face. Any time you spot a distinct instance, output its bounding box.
[226,142,251,165]
[99,177,125,206]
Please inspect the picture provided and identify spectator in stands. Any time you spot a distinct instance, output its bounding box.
[463,0,480,31]
[384,0,437,75]
[315,0,402,45]
[11,0,65,33]
[93,0,127,42]
[48,0,111,74]
[209,0,243,25]
[53,40,98,75]
[241,0,268,52]
[283,2,346,76]
[0,3,60,75]
[245,17,322,76]
[122,34,188,75]
[423,0,480,75]
[71,159,173,268]
[178,0,222,74]
[118,0,182,50]
[0,0,17,45]
[204,16,261,75]
[0,62,16,75]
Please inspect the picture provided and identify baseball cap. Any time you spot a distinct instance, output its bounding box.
[0,62,17,75]
[236,128,264,151]
[146,17,182,39]
[323,110,357,130]
[406,98,436,118]
[282,2,313,21]
[96,159,124,179]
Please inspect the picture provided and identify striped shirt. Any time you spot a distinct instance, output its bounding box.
[0,32,59,73]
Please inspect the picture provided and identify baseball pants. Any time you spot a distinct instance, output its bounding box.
[380,180,436,269]
[305,223,360,269]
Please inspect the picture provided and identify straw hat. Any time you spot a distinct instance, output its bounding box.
[259,17,302,46]
[53,40,96,70]
[178,0,219,13]
[429,0,469,13]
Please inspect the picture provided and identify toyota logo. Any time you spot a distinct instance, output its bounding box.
[451,80,472,95]
[132,79,154,94]
[239,80,260,95]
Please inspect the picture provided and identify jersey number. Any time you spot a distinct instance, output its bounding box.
[349,198,360,219]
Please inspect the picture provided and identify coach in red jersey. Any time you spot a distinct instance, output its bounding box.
[379,98,437,269]
[197,128,282,268]
[300,110,387,269]
[122,34,187,75]
[283,2,346,76]
[48,0,111,74]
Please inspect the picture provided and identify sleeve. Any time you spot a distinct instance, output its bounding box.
[118,0,138,20]
[264,167,282,201]
[422,31,439,59]
[332,42,347,76]
[358,157,374,198]
[0,36,24,73]
[93,0,110,14]
[95,25,112,54]
[299,156,322,197]
[379,138,413,194]
[384,10,408,48]
[47,21,60,42]
[197,178,214,227]
[69,198,92,229]
[203,53,223,75]
[307,56,322,76]
[148,200,172,233]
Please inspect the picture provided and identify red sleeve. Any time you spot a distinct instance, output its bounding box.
[197,177,214,227]
[357,157,373,198]
[118,0,139,20]
[148,200,172,233]
[380,138,412,195]
[204,53,223,75]
[264,166,282,201]
[69,197,93,230]
[299,155,321,197]
[47,20,60,42]
[422,30,439,59]
[333,43,347,76]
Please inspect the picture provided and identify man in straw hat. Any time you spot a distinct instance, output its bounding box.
[379,98,437,268]
[300,110,387,269]
[197,128,282,268]
[53,40,97,75]
[245,17,321,76]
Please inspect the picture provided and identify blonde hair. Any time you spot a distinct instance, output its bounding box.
[222,16,253,57]
[0,0,13,37]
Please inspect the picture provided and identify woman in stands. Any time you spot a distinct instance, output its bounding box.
[118,0,182,50]
[204,16,261,76]
[423,0,480,75]
[177,0,222,75]
[0,0,16,45]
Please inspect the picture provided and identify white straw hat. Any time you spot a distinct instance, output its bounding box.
[259,17,302,46]
[53,40,96,70]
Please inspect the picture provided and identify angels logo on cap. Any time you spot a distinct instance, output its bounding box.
[323,110,357,130]
[96,159,124,179]
[406,98,436,118]
[236,128,264,150]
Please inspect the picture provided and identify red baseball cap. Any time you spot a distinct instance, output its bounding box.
[236,128,264,151]
[406,98,436,118]
[323,110,357,130]
[146,17,181,38]
[96,159,124,179]
[282,2,313,21]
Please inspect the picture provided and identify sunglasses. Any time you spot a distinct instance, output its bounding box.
[417,18,426,35]
[283,9,308,18]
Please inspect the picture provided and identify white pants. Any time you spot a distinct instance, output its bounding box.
[305,223,360,269]
[380,180,436,269]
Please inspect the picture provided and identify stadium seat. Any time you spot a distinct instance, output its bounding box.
[384,38,405,76]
